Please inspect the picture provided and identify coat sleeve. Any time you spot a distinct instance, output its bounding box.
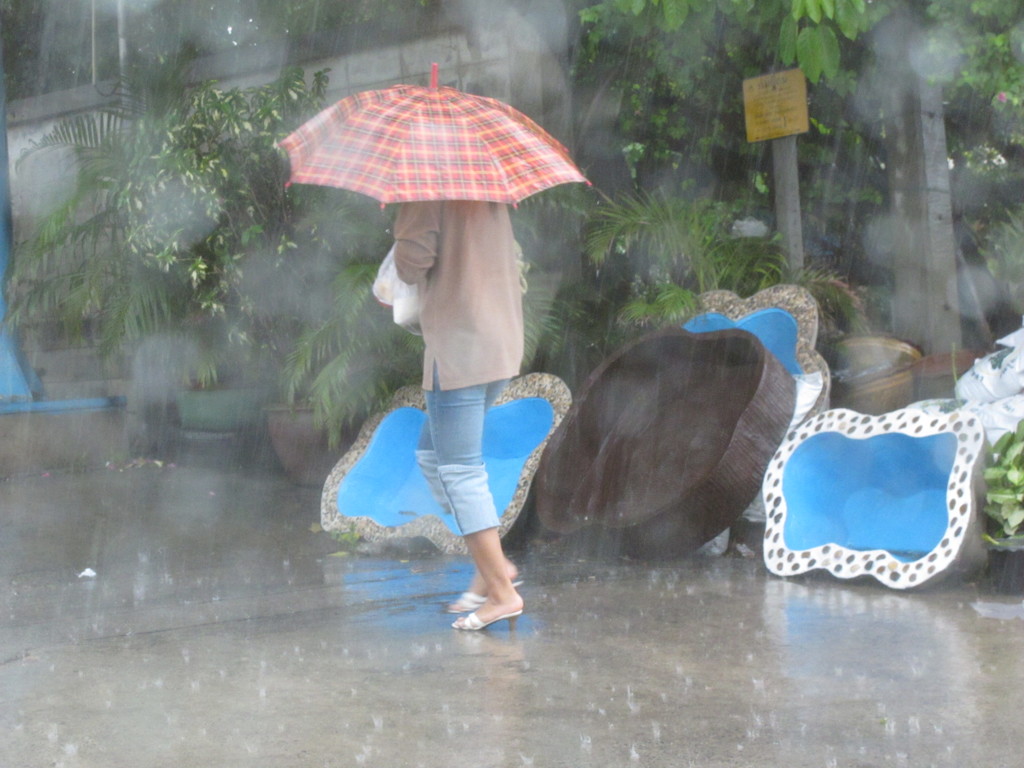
[393,201,441,285]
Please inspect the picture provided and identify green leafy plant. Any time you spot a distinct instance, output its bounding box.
[794,265,868,341]
[581,190,860,327]
[7,56,333,388]
[983,420,1024,546]
[981,209,1024,316]
[6,53,429,452]
[511,183,596,367]
[525,188,865,391]
[328,525,363,555]
[585,191,787,294]
[279,250,423,448]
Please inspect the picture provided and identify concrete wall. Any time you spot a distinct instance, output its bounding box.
[0,408,128,478]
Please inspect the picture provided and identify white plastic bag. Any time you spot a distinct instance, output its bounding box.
[909,395,1024,445]
[954,324,1024,403]
[789,371,824,429]
[372,246,421,335]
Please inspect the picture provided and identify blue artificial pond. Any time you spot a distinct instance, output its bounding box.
[684,308,803,375]
[781,431,957,560]
[335,397,555,534]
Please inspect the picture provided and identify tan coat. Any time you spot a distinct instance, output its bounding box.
[393,200,524,391]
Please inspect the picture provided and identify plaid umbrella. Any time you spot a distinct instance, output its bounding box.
[278,68,587,205]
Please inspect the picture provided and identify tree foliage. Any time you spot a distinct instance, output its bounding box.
[5,1,1024,390]
[8,60,337,381]
[573,1,1024,290]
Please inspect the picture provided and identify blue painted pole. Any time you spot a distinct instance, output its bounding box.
[0,24,34,401]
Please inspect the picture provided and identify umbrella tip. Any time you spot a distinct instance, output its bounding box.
[430,62,438,90]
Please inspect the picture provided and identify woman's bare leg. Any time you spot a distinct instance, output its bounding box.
[459,527,523,624]
[446,557,518,612]
[462,559,518,596]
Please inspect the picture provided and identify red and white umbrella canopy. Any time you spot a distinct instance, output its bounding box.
[279,67,587,205]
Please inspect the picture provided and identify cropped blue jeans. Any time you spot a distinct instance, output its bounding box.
[416,372,508,536]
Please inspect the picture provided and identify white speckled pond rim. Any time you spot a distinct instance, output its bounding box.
[762,407,987,589]
[320,373,572,554]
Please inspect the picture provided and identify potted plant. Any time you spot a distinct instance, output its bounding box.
[265,305,423,485]
[982,420,1024,593]
[528,189,862,392]
[273,248,422,462]
[581,190,863,331]
[258,190,416,484]
[6,55,340,451]
[172,320,270,433]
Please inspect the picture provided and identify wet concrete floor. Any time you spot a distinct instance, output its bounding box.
[2,463,1023,768]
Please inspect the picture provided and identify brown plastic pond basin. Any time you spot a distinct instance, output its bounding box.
[534,327,796,558]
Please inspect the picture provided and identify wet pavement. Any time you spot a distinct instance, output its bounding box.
[2,463,1024,768]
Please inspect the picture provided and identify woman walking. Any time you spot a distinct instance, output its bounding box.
[393,199,525,631]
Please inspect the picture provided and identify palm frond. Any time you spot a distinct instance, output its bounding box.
[279,258,421,443]
[789,265,868,336]
[619,282,698,327]
[584,191,735,285]
[695,236,787,296]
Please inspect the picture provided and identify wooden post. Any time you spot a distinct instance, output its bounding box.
[772,134,805,272]
[742,70,808,273]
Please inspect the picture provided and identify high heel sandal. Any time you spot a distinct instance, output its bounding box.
[445,581,523,614]
[445,591,486,614]
[451,608,523,631]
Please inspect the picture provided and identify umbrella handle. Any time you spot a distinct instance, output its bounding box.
[431,62,438,90]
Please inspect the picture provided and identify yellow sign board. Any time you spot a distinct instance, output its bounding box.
[742,69,809,143]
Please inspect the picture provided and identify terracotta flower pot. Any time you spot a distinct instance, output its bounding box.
[831,336,922,415]
[910,349,983,401]
[265,406,346,487]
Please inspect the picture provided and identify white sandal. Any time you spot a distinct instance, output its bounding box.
[452,608,523,631]
[445,591,487,614]
[445,580,523,614]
